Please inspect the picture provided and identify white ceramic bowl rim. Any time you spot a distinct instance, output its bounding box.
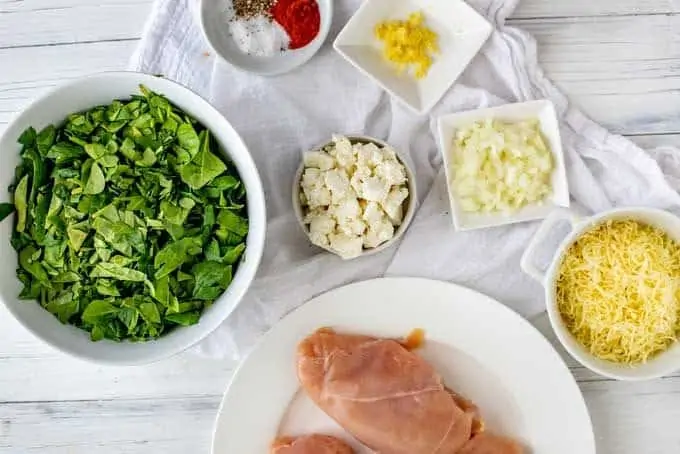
[522,207,680,381]
[292,135,417,259]
[0,71,267,365]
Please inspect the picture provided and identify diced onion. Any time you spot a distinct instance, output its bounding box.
[451,119,554,214]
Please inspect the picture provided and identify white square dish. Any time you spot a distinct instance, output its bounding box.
[334,0,493,115]
[437,100,570,231]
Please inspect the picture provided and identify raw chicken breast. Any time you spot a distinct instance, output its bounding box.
[296,330,475,454]
[450,391,484,436]
[458,433,524,454]
[270,434,354,454]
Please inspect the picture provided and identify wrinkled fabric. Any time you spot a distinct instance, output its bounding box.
[131,0,680,360]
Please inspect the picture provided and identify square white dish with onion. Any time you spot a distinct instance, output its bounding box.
[437,100,570,231]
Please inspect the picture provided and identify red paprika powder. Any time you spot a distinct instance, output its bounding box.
[271,0,321,50]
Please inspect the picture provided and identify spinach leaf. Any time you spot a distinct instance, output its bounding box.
[217,209,249,237]
[179,130,227,189]
[46,298,79,324]
[19,246,49,283]
[139,302,161,324]
[154,236,203,279]
[81,300,118,324]
[165,311,200,326]
[14,175,29,233]
[223,243,246,265]
[84,161,106,195]
[36,125,57,156]
[0,203,14,222]
[2,86,249,342]
[177,123,200,159]
[91,262,147,282]
[18,127,37,146]
[192,261,233,300]
[47,142,85,164]
[118,307,139,333]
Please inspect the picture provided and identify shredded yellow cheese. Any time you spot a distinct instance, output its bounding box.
[557,220,680,365]
[375,12,439,79]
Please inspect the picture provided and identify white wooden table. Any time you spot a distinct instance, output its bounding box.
[1,1,680,452]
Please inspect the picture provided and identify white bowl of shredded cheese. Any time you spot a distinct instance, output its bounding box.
[293,135,417,260]
[521,207,680,381]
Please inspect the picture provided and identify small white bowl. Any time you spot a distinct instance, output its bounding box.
[293,135,417,259]
[437,100,570,231]
[200,0,333,76]
[521,207,680,381]
[0,72,267,365]
[334,0,492,114]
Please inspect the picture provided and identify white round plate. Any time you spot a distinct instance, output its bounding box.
[211,278,595,454]
[200,0,333,76]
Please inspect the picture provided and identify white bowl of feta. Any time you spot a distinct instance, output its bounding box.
[293,135,417,260]
[437,100,570,231]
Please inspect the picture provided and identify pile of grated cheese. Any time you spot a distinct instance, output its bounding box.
[557,220,680,365]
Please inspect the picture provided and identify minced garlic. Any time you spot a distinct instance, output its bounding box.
[375,11,439,79]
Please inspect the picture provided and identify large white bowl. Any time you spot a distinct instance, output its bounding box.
[0,72,266,365]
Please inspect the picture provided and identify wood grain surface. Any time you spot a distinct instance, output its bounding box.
[1,1,680,453]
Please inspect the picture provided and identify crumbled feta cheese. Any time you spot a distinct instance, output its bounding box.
[309,231,330,248]
[304,185,332,208]
[359,176,389,202]
[339,218,366,237]
[375,159,407,186]
[350,165,371,195]
[386,205,403,226]
[381,145,398,162]
[304,151,335,170]
[356,142,383,168]
[333,197,362,221]
[299,135,410,258]
[324,169,351,204]
[332,135,355,169]
[363,201,384,225]
[301,167,322,188]
[364,218,395,249]
[308,213,336,236]
[329,233,364,259]
[382,187,409,223]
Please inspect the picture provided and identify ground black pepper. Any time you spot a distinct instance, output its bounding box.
[232,0,277,19]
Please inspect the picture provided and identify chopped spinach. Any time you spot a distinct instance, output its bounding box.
[4,86,248,342]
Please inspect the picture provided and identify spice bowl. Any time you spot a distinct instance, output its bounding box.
[200,0,333,76]
[292,135,418,260]
[334,0,493,114]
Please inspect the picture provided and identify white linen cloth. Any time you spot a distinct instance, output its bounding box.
[131,0,680,359]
